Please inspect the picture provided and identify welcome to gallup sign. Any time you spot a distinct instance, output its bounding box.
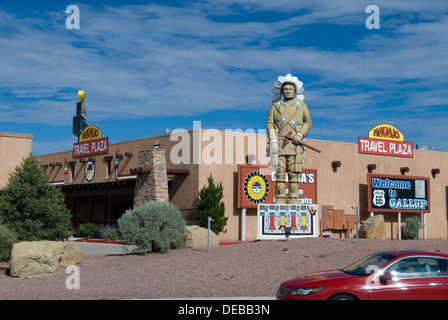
[367,173,430,213]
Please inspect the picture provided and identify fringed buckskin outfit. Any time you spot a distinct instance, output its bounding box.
[267,74,312,204]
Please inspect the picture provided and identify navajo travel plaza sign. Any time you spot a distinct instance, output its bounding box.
[358,124,413,158]
[73,125,108,158]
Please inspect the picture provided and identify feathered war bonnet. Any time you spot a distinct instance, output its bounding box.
[271,73,305,103]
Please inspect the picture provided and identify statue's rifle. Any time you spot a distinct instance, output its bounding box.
[282,131,322,153]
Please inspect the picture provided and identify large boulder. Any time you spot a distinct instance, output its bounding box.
[359,214,386,240]
[60,244,82,266]
[180,225,220,248]
[10,241,82,278]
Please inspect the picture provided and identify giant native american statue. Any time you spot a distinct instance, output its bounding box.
[267,74,312,204]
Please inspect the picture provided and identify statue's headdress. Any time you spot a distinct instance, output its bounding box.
[272,73,305,103]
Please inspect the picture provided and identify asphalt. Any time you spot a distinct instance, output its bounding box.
[65,237,138,255]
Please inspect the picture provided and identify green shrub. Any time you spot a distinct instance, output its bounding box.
[0,224,18,261]
[78,223,99,239]
[0,153,71,241]
[99,224,120,241]
[403,216,422,239]
[118,201,186,254]
[191,174,227,234]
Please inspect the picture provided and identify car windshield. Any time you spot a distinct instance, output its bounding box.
[341,252,396,276]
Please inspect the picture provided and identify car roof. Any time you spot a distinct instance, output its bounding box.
[383,250,448,258]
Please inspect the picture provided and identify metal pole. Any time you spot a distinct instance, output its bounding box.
[208,216,214,252]
[398,212,401,240]
[423,212,427,240]
[352,206,359,244]
[355,206,359,244]
[241,208,246,241]
[208,216,210,252]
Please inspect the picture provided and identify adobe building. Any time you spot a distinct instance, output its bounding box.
[0,132,33,188]
[36,123,448,242]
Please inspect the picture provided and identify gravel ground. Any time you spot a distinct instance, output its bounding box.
[1,238,448,300]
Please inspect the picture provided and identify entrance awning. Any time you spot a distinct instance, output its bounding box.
[60,178,136,196]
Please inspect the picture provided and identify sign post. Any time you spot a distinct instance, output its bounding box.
[73,90,88,138]
[351,206,359,244]
[71,91,109,184]
[208,216,214,252]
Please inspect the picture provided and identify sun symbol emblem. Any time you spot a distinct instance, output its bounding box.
[85,161,95,182]
[244,171,269,204]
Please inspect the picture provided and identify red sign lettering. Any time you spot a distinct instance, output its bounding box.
[73,137,108,158]
[358,137,413,158]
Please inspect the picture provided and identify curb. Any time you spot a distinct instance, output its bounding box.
[68,239,248,246]
[71,239,128,245]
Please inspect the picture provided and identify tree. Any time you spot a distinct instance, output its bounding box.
[0,153,72,241]
[192,174,227,234]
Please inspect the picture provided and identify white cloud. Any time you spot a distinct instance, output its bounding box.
[0,1,447,151]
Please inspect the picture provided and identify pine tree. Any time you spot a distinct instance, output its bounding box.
[0,153,72,241]
[192,174,227,234]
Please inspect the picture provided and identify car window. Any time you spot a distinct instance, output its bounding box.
[342,252,395,276]
[385,257,441,279]
[439,258,448,276]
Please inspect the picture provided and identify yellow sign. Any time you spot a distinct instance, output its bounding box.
[79,125,102,142]
[368,124,404,142]
[78,90,86,102]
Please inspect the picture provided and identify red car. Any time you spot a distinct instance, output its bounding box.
[277,250,448,300]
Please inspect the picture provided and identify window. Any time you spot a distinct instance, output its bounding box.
[385,257,441,279]
[439,258,448,276]
[342,252,395,276]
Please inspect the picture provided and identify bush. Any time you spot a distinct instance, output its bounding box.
[118,201,186,254]
[0,153,71,241]
[191,174,227,234]
[78,223,99,239]
[403,216,422,239]
[0,224,18,262]
[99,224,120,241]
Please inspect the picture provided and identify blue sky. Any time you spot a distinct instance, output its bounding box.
[0,0,447,155]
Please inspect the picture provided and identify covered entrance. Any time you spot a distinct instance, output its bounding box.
[61,179,136,230]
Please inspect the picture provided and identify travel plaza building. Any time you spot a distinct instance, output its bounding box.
[3,124,446,242]
[28,121,448,243]
[0,132,33,188]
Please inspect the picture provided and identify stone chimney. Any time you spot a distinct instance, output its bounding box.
[133,149,169,207]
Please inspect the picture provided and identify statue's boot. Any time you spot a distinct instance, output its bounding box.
[274,180,286,204]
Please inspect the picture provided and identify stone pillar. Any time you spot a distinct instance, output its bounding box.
[133,149,169,207]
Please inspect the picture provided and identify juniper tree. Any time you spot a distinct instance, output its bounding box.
[0,153,71,241]
[192,174,227,234]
